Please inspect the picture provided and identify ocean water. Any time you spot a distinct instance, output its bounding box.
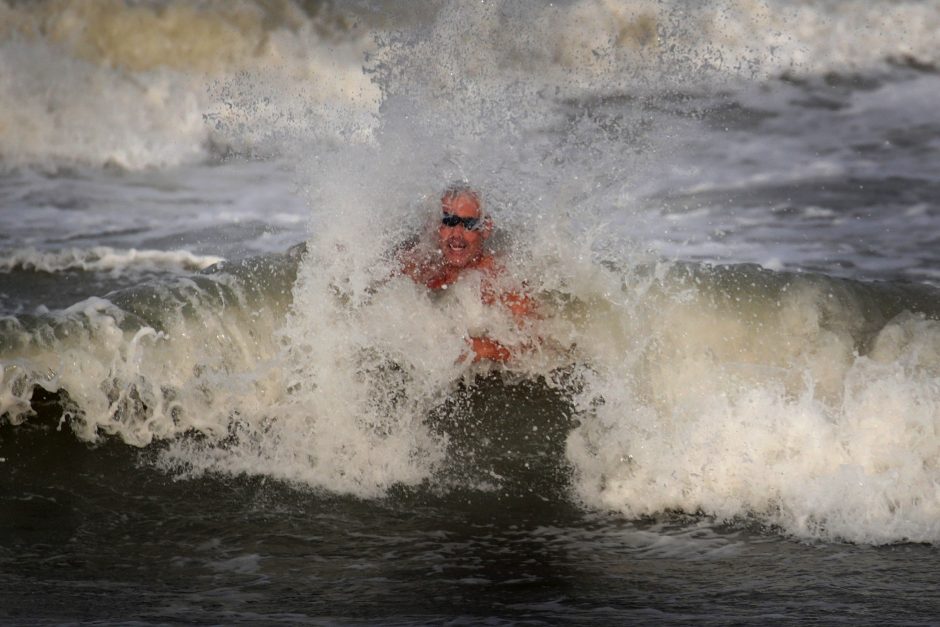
[3,0,940,623]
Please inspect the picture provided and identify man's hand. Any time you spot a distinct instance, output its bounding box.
[468,336,512,363]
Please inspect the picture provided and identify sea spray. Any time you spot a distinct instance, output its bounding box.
[0,0,379,169]
[184,0,940,542]
[4,1,940,171]
[564,263,940,544]
[3,0,940,547]
[0,253,297,443]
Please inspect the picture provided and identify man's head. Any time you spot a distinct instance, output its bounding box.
[438,184,491,268]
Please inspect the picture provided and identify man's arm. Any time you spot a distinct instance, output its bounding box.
[469,280,538,364]
[501,290,537,323]
[398,245,445,287]
[467,336,512,363]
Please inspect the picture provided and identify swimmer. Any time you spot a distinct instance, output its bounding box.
[400,183,535,363]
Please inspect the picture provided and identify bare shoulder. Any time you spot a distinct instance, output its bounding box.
[398,243,444,286]
[474,253,503,275]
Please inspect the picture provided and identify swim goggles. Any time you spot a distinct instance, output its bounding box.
[441,213,482,230]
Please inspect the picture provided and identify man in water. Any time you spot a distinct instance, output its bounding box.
[400,184,534,363]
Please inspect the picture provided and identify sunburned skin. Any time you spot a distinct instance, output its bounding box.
[439,192,488,269]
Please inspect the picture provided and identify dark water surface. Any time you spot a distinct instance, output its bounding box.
[3,383,938,626]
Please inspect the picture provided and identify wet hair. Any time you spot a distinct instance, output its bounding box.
[441,181,481,205]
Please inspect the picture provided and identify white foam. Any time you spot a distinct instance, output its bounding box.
[0,0,379,170]
[1,272,289,446]
[0,247,223,275]
[563,271,940,545]
[4,0,940,170]
[3,221,940,544]
[3,0,940,547]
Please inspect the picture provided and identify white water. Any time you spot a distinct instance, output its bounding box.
[3,0,940,545]
[562,269,940,545]
[0,247,223,275]
[4,0,940,170]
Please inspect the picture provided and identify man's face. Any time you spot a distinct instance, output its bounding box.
[438,192,489,268]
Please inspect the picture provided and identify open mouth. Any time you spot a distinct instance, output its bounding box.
[447,238,467,252]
